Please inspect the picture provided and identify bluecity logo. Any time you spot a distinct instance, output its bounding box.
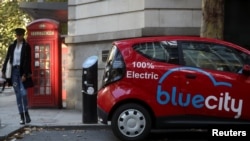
[156,67,243,119]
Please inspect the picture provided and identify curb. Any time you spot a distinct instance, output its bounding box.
[0,124,110,141]
[0,126,24,141]
[30,124,111,130]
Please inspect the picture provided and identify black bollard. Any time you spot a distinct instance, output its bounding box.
[82,56,98,123]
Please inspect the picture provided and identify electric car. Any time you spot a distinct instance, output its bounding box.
[97,36,250,141]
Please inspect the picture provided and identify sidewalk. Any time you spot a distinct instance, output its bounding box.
[0,88,107,140]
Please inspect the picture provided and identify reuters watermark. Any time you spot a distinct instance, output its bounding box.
[211,129,247,137]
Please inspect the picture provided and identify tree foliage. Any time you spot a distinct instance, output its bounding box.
[0,0,31,65]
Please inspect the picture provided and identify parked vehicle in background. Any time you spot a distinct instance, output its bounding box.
[97,36,250,141]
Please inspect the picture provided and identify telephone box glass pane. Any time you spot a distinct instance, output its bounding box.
[41,61,46,69]
[45,62,50,68]
[46,87,51,95]
[46,54,49,60]
[40,45,45,52]
[45,70,50,77]
[35,46,39,52]
[40,87,45,95]
[46,78,50,86]
[45,45,49,51]
[40,52,46,59]
[32,43,51,96]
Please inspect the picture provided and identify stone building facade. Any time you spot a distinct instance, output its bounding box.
[65,0,202,110]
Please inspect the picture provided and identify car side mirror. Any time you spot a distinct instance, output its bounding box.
[242,65,250,75]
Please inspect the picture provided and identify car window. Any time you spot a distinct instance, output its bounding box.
[133,41,179,64]
[181,41,249,73]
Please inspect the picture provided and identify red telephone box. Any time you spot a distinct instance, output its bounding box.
[26,19,62,108]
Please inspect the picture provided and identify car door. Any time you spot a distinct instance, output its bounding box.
[179,41,250,121]
[132,40,184,117]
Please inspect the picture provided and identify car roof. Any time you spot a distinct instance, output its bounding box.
[113,36,250,53]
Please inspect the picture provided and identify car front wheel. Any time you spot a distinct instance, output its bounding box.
[111,103,151,141]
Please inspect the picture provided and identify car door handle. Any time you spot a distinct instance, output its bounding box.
[186,74,196,79]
